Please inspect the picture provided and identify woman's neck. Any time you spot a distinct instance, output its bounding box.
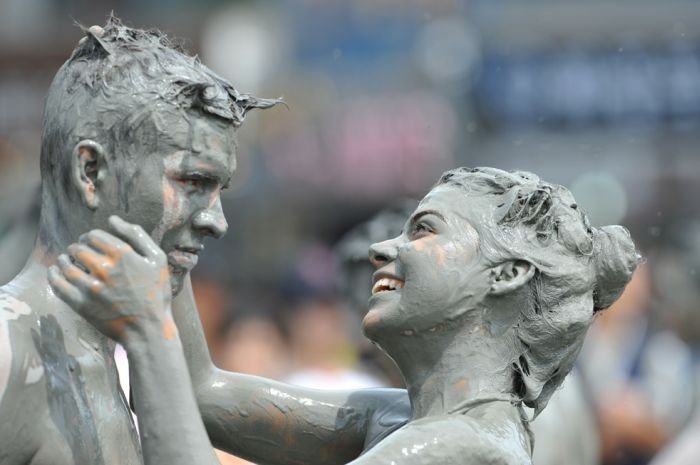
[381,321,517,420]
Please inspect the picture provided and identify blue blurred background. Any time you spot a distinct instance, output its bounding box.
[2,1,700,464]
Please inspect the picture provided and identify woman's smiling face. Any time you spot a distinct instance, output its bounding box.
[364,185,494,340]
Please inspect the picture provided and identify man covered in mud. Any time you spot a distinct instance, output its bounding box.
[0,18,275,465]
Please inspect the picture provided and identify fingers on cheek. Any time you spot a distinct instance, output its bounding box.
[57,254,104,294]
[86,230,126,258]
[69,243,118,283]
[83,253,116,283]
[57,254,84,282]
[69,244,98,268]
[95,238,120,256]
[85,234,118,256]
[48,266,84,308]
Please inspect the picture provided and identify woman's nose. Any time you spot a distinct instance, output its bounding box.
[369,238,398,268]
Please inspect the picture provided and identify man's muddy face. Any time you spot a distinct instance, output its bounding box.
[118,113,236,294]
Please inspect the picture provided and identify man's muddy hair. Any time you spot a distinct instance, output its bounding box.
[40,15,279,200]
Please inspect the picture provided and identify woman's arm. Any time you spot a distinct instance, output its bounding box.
[48,217,220,465]
[126,318,221,465]
[51,217,410,465]
[173,276,409,465]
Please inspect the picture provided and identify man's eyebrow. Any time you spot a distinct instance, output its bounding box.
[410,209,447,224]
[179,157,230,183]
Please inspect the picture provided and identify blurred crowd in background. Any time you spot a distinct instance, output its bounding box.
[2,1,700,464]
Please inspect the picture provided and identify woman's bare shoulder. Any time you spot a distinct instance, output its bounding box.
[353,414,532,465]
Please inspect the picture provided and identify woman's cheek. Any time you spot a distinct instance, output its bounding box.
[410,236,450,269]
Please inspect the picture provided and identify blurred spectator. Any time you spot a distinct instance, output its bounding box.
[580,263,694,465]
[284,295,384,390]
[214,310,290,465]
[531,372,599,465]
[215,310,289,379]
[648,221,700,465]
[0,188,39,285]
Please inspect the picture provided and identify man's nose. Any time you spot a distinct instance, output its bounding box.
[193,196,228,239]
[369,238,399,269]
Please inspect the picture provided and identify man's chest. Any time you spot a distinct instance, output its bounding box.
[7,316,143,465]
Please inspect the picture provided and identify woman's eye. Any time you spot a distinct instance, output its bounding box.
[413,222,433,236]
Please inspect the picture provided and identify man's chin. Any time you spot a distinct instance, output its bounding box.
[169,271,186,296]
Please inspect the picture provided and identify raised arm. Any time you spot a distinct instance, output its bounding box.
[48,216,220,465]
[172,269,409,465]
[50,216,410,465]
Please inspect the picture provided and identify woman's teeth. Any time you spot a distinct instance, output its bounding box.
[372,278,405,295]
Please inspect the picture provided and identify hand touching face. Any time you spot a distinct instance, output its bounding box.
[118,115,236,295]
[48,216,177,346]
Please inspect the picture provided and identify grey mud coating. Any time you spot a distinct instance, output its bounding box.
[31,315,105,465]
[0,17,274,465]
[55,164,640,464]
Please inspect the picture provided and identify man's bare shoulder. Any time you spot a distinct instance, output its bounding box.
[0,287,36,392]
[0,286,45,463]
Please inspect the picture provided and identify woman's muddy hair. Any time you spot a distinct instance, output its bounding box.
[437,167,640,416]
[40,15,280,200]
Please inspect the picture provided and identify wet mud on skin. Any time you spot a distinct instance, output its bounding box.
[31,315,105,465]
[0,291,32,404]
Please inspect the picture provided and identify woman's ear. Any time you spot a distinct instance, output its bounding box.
[489,260,536,296]
[71,140,107,210]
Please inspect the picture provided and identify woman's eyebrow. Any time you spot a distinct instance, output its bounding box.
[411,209,447,224]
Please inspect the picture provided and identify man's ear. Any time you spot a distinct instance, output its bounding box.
[489,260,536,296]
[71,140,106,210]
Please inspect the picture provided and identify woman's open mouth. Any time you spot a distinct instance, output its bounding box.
[371,277,405,295]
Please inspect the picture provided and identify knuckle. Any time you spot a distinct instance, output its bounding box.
[88,280,105,294]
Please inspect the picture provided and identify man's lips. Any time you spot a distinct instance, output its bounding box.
[175,245,203,254]
[371,271,405,295]
[167,245,202,270]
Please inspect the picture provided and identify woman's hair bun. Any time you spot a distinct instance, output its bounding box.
[592,225,641,310]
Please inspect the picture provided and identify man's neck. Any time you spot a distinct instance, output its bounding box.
[10,239,112,350]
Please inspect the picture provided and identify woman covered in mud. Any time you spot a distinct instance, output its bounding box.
[51,167,640,465]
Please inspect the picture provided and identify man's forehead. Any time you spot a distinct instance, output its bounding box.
[177,150,236,175]
[151,110,238,153]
